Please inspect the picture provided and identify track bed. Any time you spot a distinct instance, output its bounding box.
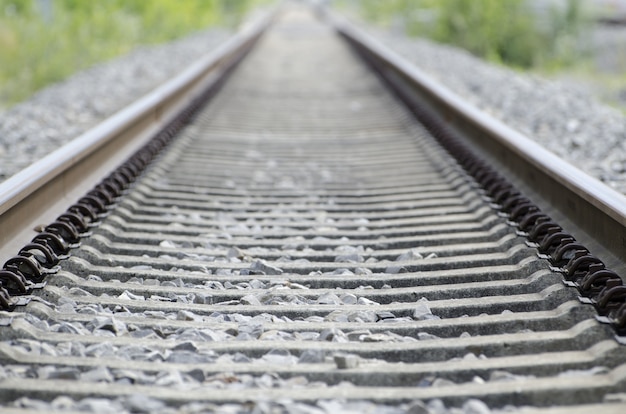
[0,8,624,414]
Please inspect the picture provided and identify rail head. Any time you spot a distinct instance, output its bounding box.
[327,10,626,270]
[0,7,278,260]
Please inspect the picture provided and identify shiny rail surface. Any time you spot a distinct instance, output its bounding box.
[0,6,625,413]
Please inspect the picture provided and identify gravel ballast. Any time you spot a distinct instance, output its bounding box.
[0,28,231,182]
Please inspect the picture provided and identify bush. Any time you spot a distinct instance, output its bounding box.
[341,0,588,70]
[427,0,541,67]
[0,0,261,108]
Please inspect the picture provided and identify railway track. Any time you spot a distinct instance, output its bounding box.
[1,5,625,413]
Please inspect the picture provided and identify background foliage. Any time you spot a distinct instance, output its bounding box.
[0,0,260,108]
[341,0,588,69]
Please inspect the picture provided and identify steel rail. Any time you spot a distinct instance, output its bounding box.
[327,11,626,273]
[0,9,276,261]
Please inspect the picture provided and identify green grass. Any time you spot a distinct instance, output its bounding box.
[0,0,263,108]
[339,0,590,70]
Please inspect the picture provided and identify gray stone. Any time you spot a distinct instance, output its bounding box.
[340,293,358,304]
[333,353,360,369]
[318,328,335,341]
[173,341,199,352]
[406,400,432,414]
[149,294,172,302]
[377,311,396,320]
[335,253,364,263]
[262,349,297,365]
[385,265,407,274]
[88,316,127,335]
[216,299,240,306]
[177,310,202,321]
[233,352,252,363]
[347,329,372,341]
[113,369,156,385]
[417,332,440,341]
[238,322,264,339]
[81,366,114,383]
[57,296,77,307]
[328,268,354,276]
[249,279,266,289]
[286,281,309,289]
[50,396,76,410]
[227,247,245,259]
[68,287,93,296]
[431,378,455,387]
[254,373,276,388]
[317,292,342,305]
[155,371,185,386]
[240,294,262,306]
[13,397,54,410]
[123,394,167,413]
[250,260,283,275]
[396,249,423,261]
[427,399,448,414]
[295,331,320,341]
[76,398,121,413]
[56,321,89,335]
[85,342,116,358]
[357,297,379,305]
[57,303,76,314]
[258,329,293,341]
[193,293,213,304]
[298,349,325,363]
[361,333,393,342]
[85,274,102,282]
[413,300,440,321]
[167,350,214,364]
[462,399,491,414]
[118,290,145,301]
[130,329,161,339]
[347,310,378,323]
[188,368,206,382]
[199,328,230,342]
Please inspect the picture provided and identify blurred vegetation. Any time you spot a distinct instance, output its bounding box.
[339,0,589,70]
[0,0,263,108]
